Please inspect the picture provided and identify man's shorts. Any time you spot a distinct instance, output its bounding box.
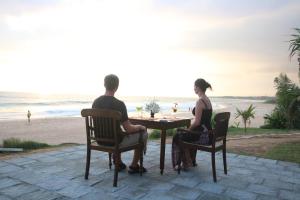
[119,131,148,148]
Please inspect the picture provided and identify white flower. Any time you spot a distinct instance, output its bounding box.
[145,100,160,113]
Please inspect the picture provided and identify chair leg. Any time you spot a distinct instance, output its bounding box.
[191,149,197,167]
[177,145,183,174]
[113,155,119,187]
[177,164,181,174]
[140,146,143,176]
[211,152,217,182]
[109,153,112,170]
[85,147,91,180]
[223,147,227,175]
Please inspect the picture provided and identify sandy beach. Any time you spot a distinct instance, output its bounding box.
[0,117,86,145]
[0,101,275,145]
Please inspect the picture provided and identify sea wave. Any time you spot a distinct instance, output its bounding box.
[0,100,92,107]
[0,91,271,120]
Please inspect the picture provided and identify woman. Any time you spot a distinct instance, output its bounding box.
[172,78,213,170]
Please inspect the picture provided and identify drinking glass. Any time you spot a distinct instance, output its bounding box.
[136,106,143,118]
[171,103,178,118]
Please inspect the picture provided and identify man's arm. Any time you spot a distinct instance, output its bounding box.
[122,120,146,134]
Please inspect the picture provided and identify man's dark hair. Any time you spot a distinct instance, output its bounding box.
[104,74,119,91]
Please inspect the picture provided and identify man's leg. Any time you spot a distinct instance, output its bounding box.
[119,131,148,172]
[113,153,126,170]
[130,149,140,167]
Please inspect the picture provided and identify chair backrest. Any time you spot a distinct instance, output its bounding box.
[214,112,230,141]
[81,108,122,146]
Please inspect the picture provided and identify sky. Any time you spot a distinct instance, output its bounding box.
[0,0,299,97]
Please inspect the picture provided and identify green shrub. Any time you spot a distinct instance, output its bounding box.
[263,73,300,129]
[3,138,50,150]
[261,110,287,129]
[149,130,161,139]
[149,128,176,139]
[166,129,176,137]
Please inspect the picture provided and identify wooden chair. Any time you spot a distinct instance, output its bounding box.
[81,108,144,187]
[178,112,230,182]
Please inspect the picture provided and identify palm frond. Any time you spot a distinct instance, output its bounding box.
[289,28,300,59]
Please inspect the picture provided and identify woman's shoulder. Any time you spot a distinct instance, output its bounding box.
[199,96,212,109]
[195,98,205,110]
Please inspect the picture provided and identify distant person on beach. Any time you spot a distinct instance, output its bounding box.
[27,110,31,123]
[172,78,213,170]
[92,74,148,174]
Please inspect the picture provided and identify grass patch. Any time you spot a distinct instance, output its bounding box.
[228,141,300,164]
[149,127,300,139]
[2,138,51,150]
[227,127,299,136]
[264,142,300,164]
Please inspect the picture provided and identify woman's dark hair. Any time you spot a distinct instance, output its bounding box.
[104,74,119,91]
[194,78,212,93]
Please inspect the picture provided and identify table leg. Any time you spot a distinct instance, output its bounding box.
[160,129,166,175]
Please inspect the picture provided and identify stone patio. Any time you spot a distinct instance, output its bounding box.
[0,142,299,200]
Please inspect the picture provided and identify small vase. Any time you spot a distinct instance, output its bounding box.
[150,110,155,118]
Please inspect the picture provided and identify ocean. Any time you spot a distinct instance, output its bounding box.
[0,91,268,120]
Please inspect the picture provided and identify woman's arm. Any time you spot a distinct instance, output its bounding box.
[189,99,204,131]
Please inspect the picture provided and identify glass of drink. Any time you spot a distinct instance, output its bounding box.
[171,103,178,118]
[136,106,143,118]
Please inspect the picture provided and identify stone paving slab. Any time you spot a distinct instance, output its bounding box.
[0,142,299,200]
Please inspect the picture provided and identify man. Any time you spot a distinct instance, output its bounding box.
[27,110,31,124]
[92,74,148,173]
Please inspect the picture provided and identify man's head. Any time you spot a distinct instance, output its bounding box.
[104,74,119,91]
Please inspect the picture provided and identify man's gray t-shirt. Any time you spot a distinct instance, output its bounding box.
[92,95,128,123]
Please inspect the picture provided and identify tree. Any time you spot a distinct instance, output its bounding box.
[288,28,300,128]
[274,73,299,111]
[289,28,300,81]
[262,74,300,129]
[235,104,256,132]
[263,29,300,129]
[288,96,300,129]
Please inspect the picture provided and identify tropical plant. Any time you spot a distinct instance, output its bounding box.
[262,111,287,129]
[287,96,300,129]
[262,74,300,129]
[289,28,300,58]
[235,104,256,132]
[233,121,240,128]
[288,28,300,128]
[289,28,300,81]
[274,73,299,110]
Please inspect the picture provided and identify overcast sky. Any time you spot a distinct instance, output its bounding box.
[0,0,299,97]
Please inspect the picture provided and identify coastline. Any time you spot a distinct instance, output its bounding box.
[0,101,275,145]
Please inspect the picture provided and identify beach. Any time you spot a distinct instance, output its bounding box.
[0,100,275,145]
[0,117,86,145]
